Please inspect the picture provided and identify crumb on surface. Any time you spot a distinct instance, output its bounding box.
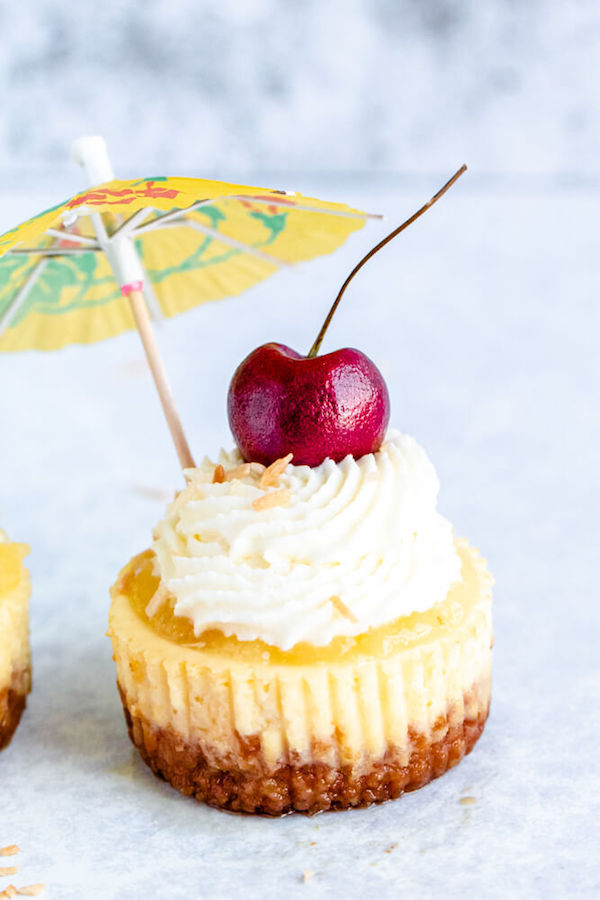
[302,870,315,883]
[460,795,476,805]
[252,489,291,511]
[384,843,398,853]
[0,849,19,859]
[131,484,171,501]
[0,885,17,898]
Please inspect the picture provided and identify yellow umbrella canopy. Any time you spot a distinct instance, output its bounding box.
[0,138,377,468]
[0,174,372,352]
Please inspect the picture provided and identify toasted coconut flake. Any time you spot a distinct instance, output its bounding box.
[260,453,293,489]
[0,869,17,877]
[17,886,44,897]
[252,489,291,512]
[145,584,169,618]
[329,595,358,623]
[0,849,19,859]
[224,463,253,481]
[171,478,199,510]
[212,464,226,484]
[0,886,17,899]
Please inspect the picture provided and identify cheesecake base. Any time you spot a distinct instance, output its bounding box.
[120,684,489,815]
[0,667,31,751]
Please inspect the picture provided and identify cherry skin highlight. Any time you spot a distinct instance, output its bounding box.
[227,343,390,468]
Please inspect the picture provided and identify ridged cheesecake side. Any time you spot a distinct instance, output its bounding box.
[0,542,32,750]
[109,540,492,814]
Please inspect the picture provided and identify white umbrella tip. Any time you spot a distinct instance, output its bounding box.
[72,136,115,185]
[72,135,107,161]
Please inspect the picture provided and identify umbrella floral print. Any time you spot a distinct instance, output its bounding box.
[0,138,376,467]
[0,178,368,351]
[1,198,293,346]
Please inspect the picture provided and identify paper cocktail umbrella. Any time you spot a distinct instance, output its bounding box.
[0,137,377,468]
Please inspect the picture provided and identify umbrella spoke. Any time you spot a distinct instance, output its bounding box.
[109,207,155,241]
[132,199,216,236]
[0,257,48,336]
[45,229,99,247]
[233,197,382,220]
[133,198,379,241]
[151,220,289,268]
[8,247,101,256]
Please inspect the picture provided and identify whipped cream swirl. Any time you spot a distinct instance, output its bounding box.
[152,431,461,649]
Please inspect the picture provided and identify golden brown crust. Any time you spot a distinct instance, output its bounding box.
[119,684,489,815]
[0,668,31,751]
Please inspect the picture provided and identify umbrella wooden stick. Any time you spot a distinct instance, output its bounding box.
[72,138,195,471]
[127,288,195,469]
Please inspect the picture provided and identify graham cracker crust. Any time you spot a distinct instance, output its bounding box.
[0,668,31,751]
[119,685,489,815]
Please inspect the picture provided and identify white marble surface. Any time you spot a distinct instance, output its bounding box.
[0,175,598,898]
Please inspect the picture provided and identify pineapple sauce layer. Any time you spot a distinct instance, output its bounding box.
[0,541,31,689]
[0,542,29,598]
[121,539,485,666]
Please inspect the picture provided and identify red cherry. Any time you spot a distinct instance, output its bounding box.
[226,167,467,471]
[227,343,390,467]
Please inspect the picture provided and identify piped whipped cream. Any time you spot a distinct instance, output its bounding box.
[152,431,461,650]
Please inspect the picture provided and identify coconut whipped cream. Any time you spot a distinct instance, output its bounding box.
[151,431,461,649]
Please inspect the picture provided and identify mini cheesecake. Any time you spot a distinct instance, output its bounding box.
[0,534,31,750]
[109,434,493,814]
[110,539,491,814]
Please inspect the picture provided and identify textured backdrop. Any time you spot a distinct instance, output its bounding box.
[1,0,598,177]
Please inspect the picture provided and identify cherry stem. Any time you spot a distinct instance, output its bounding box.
[307,164,468,359]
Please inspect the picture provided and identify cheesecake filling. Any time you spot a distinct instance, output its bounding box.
[152,431,461,649]
[111,540,493,779]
